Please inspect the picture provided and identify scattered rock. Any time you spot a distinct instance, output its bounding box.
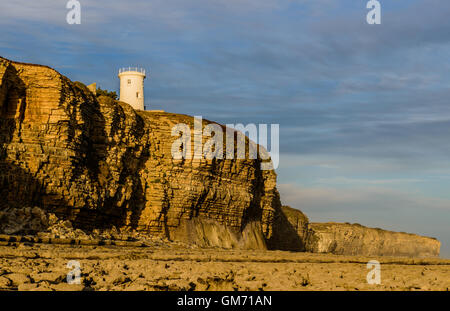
[30,272,66,284]
[0,276,12,288]
[5,273,31,286]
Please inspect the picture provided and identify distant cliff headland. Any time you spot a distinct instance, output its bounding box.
[0,56,440,257]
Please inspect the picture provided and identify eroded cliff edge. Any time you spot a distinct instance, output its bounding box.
[0,56,286,249]
[280,207,440,257]
[306,222,440,258]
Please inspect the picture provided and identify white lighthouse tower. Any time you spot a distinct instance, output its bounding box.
[118,67,146,110]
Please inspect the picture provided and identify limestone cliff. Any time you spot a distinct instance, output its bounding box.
[280,206,440,257]
[0,56,281,249]
[305,222,440,257]
[0,56,442,257]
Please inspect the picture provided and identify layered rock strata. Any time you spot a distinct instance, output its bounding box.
[0,56,281,249]
[305,222,440,258]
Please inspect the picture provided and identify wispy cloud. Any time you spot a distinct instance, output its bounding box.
[315,177,423,185]
[278,183,450,212]
[2,0,450,255]
[278,183,450,255]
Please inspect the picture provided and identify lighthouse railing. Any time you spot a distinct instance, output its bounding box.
[119,67,146,75]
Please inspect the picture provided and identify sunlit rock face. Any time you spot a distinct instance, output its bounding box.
[305,222,440,258]
[277,206,440,257]
[0,56,284,249]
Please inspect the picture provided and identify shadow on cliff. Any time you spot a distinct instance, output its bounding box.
[0,162,48,210]
[239,159,306,251]
[0,62,26,144]
[67,91,150,232]
[266,202,307,252]
[1,67,149,232]
[0,64,65,212]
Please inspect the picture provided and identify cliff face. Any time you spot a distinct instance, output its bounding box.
[0,56,281,249]
[279,206,440,257]
[0,56,442,257]
[305,223,441,257]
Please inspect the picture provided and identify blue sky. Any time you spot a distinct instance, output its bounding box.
[1,0,450,257]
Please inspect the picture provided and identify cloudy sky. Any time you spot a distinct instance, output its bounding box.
[1,0,450,257]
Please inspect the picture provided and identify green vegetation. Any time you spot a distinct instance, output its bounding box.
[97,87,118,100]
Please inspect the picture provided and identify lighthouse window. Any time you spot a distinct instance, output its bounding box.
[136,92,139,98]
[127,79,131,85]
